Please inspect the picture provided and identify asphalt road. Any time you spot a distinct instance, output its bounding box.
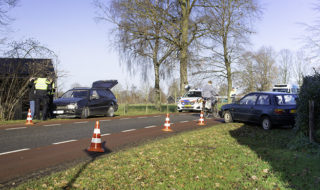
[0,113,199,154]
[0,113,222,188]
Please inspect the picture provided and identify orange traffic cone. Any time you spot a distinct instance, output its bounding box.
[88,121,104,152]
[197,111,206,126]
[25,109,34,125]
[162,113,173,132]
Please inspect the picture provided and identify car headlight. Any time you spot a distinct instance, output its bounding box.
[67,103,78,109]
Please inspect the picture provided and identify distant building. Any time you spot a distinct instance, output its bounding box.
[0,58,55,119]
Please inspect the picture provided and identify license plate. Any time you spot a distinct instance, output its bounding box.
[54,110,64,114]
[184,105,192,108]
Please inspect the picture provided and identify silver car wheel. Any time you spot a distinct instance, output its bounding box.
[262,116,272,130]
[106,106,114,117]
[224,111,233,123]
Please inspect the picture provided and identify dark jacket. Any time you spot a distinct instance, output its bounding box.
[28,79,36,101]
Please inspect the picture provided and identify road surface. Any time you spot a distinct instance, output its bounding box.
[0,113,222,188]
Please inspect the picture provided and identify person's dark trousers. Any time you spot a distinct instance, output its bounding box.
[35,90,49,120]
[47,94,54,119]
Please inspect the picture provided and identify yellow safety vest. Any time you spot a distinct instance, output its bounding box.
[48,82,55,95]
[34,78,50,90]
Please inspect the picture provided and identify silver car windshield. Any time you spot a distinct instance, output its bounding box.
[184,91,202,97]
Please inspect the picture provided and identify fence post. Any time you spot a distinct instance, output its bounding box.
[309,100,315,143]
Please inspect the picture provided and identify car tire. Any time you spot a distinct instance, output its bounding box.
[81,107,90,119]
[224,111,233,123]
[106,105,115,117]
[212,104,219,118]
[178,110,182,112]
[261,116,272,130]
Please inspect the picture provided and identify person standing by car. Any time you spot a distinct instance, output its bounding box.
[28,77,36,119]
[202,80,218,110]
[34,76,51,120]
[47,76,55,119]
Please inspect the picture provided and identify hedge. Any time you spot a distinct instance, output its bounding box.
[296,72,320,142]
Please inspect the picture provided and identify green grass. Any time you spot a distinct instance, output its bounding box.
[0,104,177,125]
[116,104,177,116]
[13,123,320,189]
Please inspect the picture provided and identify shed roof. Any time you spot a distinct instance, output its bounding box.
[0,58,55,78]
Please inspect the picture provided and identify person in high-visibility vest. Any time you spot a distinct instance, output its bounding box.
[34,77,51,120]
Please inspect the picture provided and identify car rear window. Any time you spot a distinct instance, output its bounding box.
[275,95,297,105]
[62,90,89,98]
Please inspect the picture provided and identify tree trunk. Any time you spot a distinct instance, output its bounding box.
[223,34,232,103]
[179,0,190,96]
[309,100,315,143]
[154,64,161,111]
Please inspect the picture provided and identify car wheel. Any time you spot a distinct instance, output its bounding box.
[261,116,272,130]
[212,104,219,118]
[81,107,90,119]
[224,111,233,123]
[178,110,182,112]
[204,109,210,118]
[106,105,115,117]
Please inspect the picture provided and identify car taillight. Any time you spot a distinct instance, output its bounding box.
[290,109,296,114]
[274,109,284,114]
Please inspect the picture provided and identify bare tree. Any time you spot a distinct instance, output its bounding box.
[278,49,292,84]
[253,47,278,91]
[293,50,311,86]
[95,0,178,110]
[167,78,179,100]
[238,51,256,94]
[192,0,261,103]
[0,38,58,120]
[0,0,17,26]
[0,0,18,43]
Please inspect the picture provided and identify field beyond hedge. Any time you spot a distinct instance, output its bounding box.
[14,123,320,189]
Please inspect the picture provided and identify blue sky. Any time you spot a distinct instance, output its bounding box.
[5,0,319,91]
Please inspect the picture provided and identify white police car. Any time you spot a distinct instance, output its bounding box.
[177,89,203,112]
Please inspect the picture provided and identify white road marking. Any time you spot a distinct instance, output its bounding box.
[5,127,27,130]
[179,121,189,123]
[74,121,88,124]
[101,133,111,136]
[144,125,157,129]
[153,116,160,118]
[122,129,136,133]
[0,148,30,156]
[119,118,129,120]
[138,117,147,119]
[100,120,111,122]
[53,140,76,145]
[44,124,61,127]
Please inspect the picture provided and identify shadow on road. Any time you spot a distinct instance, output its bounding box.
[62,141,111,190]
[229,124,320,189]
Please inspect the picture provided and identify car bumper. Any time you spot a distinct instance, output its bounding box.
[270,115,296,125]
[177,105,202,111]
[53,109,82,118]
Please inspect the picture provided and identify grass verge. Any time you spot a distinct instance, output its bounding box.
[14,123,320,189]
[0,104,177,125]
[116,104,177,116]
